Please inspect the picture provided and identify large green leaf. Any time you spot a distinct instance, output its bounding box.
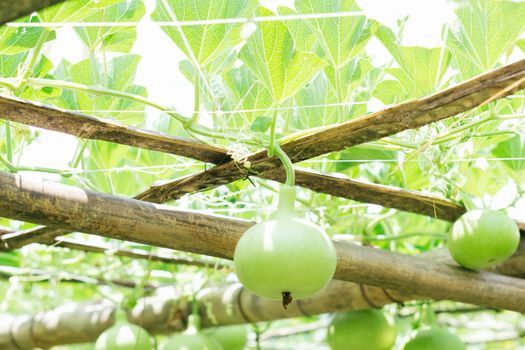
[220,64,273,128]
[239,7,327,105]
[39,0,123,22]
[492,134,525,172]
[51,54,146,125]
[277,6,316,52]
[0,52,27,78]
[292,57,372,129]
[376,25,451,97]
[325,56,373,105]
[74,0,145,52]
[0,16,56,55]
[446,0,525,79]
[151,0,258,68]
[295,0,378,68]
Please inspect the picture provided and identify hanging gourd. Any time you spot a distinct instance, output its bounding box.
[234,124,337,308]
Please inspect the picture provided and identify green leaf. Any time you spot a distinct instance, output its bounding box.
[293,72,338,129]
[39,0,123,22]
[518,39,525,53]
[461,163,509,196]
[250,116,273,132]
[52,54,146,125]
[278,6,316,52]
[0,52,27,78]
[295,0,378,68]
[336,146,398,172]
[220,64,273,127]
[0,251,20,267]
[372,79,407,105]
[492,134,525,172]
[239,7,327,105]
[151,0,258,67]
[74,0,145,52]
[376,25,451,97]
[325,57,373,104]
[446,0,525,79]
[0,16,56,55]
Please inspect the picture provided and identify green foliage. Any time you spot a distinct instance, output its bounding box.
[74,0,145,52]
[239,7,327,105]
[295,0,378,68]
[376,25,451,98]
[446,0,525,79]
[250,116,273,133]
[0,1,523,348]
[52,54,147,125]
[152,0,258,68]
[492,134,525,172]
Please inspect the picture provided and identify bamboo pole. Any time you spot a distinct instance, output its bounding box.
[136,59,525,203]
[0,0,65,25]
[1,245,524,350]
[1,171,525,314]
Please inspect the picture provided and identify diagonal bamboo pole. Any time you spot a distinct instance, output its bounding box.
[135,59,525,203]
[0,0,65,25]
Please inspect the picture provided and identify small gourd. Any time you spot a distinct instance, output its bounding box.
[95,322,153,350]
[448,210,519,269]
[203,325,248,350]
[326,309,396,350]
[162,314,223,350]
[403,328,465,350]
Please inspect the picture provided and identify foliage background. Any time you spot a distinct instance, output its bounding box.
[0,0,525,348]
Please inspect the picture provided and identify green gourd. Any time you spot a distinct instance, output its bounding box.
[403,328,465,350]
[234,185,337,307]
[203,325,248,350]
[448,210,519,269]
[162,315,223,350]
[95,322,153,350]
[326,309,397,350]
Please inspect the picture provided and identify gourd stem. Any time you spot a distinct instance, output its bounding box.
[277,184,296,215]
[273,144,295,187]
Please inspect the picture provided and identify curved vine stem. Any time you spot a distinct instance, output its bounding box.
[186,75,201,127]
[273,143,295,187]
[268,110,278,157]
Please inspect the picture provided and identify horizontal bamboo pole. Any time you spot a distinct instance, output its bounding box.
[136,59,525,203]
[1,171,525,314]
[2,239,524,350]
